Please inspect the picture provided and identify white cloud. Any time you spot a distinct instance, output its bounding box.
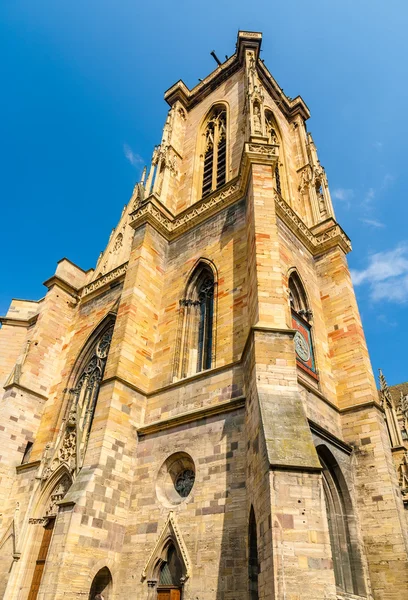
[381,173,394,189]
[332,188,354,209]
[351,243,408,303]
[376,313,397,328]
[332,188,354,201]
[362,187,375,207]
[123,143,143,167]
[360,218,385,229]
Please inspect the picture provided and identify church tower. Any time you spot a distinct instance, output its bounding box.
[0,31,407,600]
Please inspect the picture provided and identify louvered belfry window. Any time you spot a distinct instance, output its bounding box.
[202,107,227,197]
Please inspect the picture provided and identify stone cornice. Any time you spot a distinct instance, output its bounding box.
[129,178,243,239]
[3,382,48,401]
[42,275,80,298]
[81,263,128,299]
[339,400,384,415]
[0,314,38,328]
[128,144,351,257]
[137,396,245,437]
[15,460,41,473]
[274,191,352,256]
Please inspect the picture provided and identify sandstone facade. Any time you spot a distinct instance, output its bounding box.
[0,30,407,600]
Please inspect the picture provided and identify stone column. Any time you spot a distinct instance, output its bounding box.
[244,157,338,600]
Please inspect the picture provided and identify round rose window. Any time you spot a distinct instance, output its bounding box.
[156,453,196,507]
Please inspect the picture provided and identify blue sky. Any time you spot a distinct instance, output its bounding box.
[1,1,407,386]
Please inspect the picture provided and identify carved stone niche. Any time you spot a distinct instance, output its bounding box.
[45,474,72,518]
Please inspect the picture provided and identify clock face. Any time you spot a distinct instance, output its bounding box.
[294,331,310,362]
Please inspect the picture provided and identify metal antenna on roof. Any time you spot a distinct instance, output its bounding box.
[210,51,222,66]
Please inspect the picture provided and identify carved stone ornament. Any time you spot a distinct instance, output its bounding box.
[247,143,277,158]
[141,511,192,581]
[400,392,408,421]
[82,263,128,297]
[41,324,114,481]
[112,232,123,253]
[45,473,72,517]
[28,518,47,525]
[298,168,311,195]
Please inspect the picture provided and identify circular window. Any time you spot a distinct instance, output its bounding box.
[156,452,196,507]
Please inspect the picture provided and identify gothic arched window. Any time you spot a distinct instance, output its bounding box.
[248,507,259,600]
[289,272,309,319]
[289,272,316,377]
[159,544,183,587]
[265,109,282,196]
[68,321,114,468]
[202,106,227,197]
[39,319,116,485]
[317,446,365,596]
[89,567,113,600]
[174,263,216,379]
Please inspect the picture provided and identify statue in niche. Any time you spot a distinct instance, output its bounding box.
[298,169,310,195]
[253,105,262,134]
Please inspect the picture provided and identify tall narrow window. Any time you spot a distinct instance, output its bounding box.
[197,275,214,372]
[68,322,115,468]
[289,272,316,377]
[201,107,227,197]
[41,319,116,482]
[318,446,365,596]
[174,263,216,379]
[248,507,259,600]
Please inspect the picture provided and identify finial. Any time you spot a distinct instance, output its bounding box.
[379,369,393,408]
[141,166,147,185]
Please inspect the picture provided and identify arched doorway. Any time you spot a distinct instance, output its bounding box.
[27,473,72,600]
[157,543,183,600]
[89,566,113,600]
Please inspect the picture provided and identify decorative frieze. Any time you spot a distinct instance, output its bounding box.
[82,263,128,297]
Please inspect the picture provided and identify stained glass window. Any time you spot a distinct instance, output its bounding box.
[174,469,195,498]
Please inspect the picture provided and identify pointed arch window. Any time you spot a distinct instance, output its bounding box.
[202,107,227,197]
[89,567,113,600]
[317,446,365,596]
[289,272,316,377]
[159,544,183,587]
[41,320,115,483]
[265,109,282,196]
[68,322,114,468]
[174,263,216,379]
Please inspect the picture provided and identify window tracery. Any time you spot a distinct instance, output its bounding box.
[42,321,115,481]
[174,263,216,379]
[202,107,227,197]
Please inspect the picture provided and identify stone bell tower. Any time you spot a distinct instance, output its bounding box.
[0,30,407,600]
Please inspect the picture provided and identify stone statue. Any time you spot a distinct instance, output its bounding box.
[253,105,262,134]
